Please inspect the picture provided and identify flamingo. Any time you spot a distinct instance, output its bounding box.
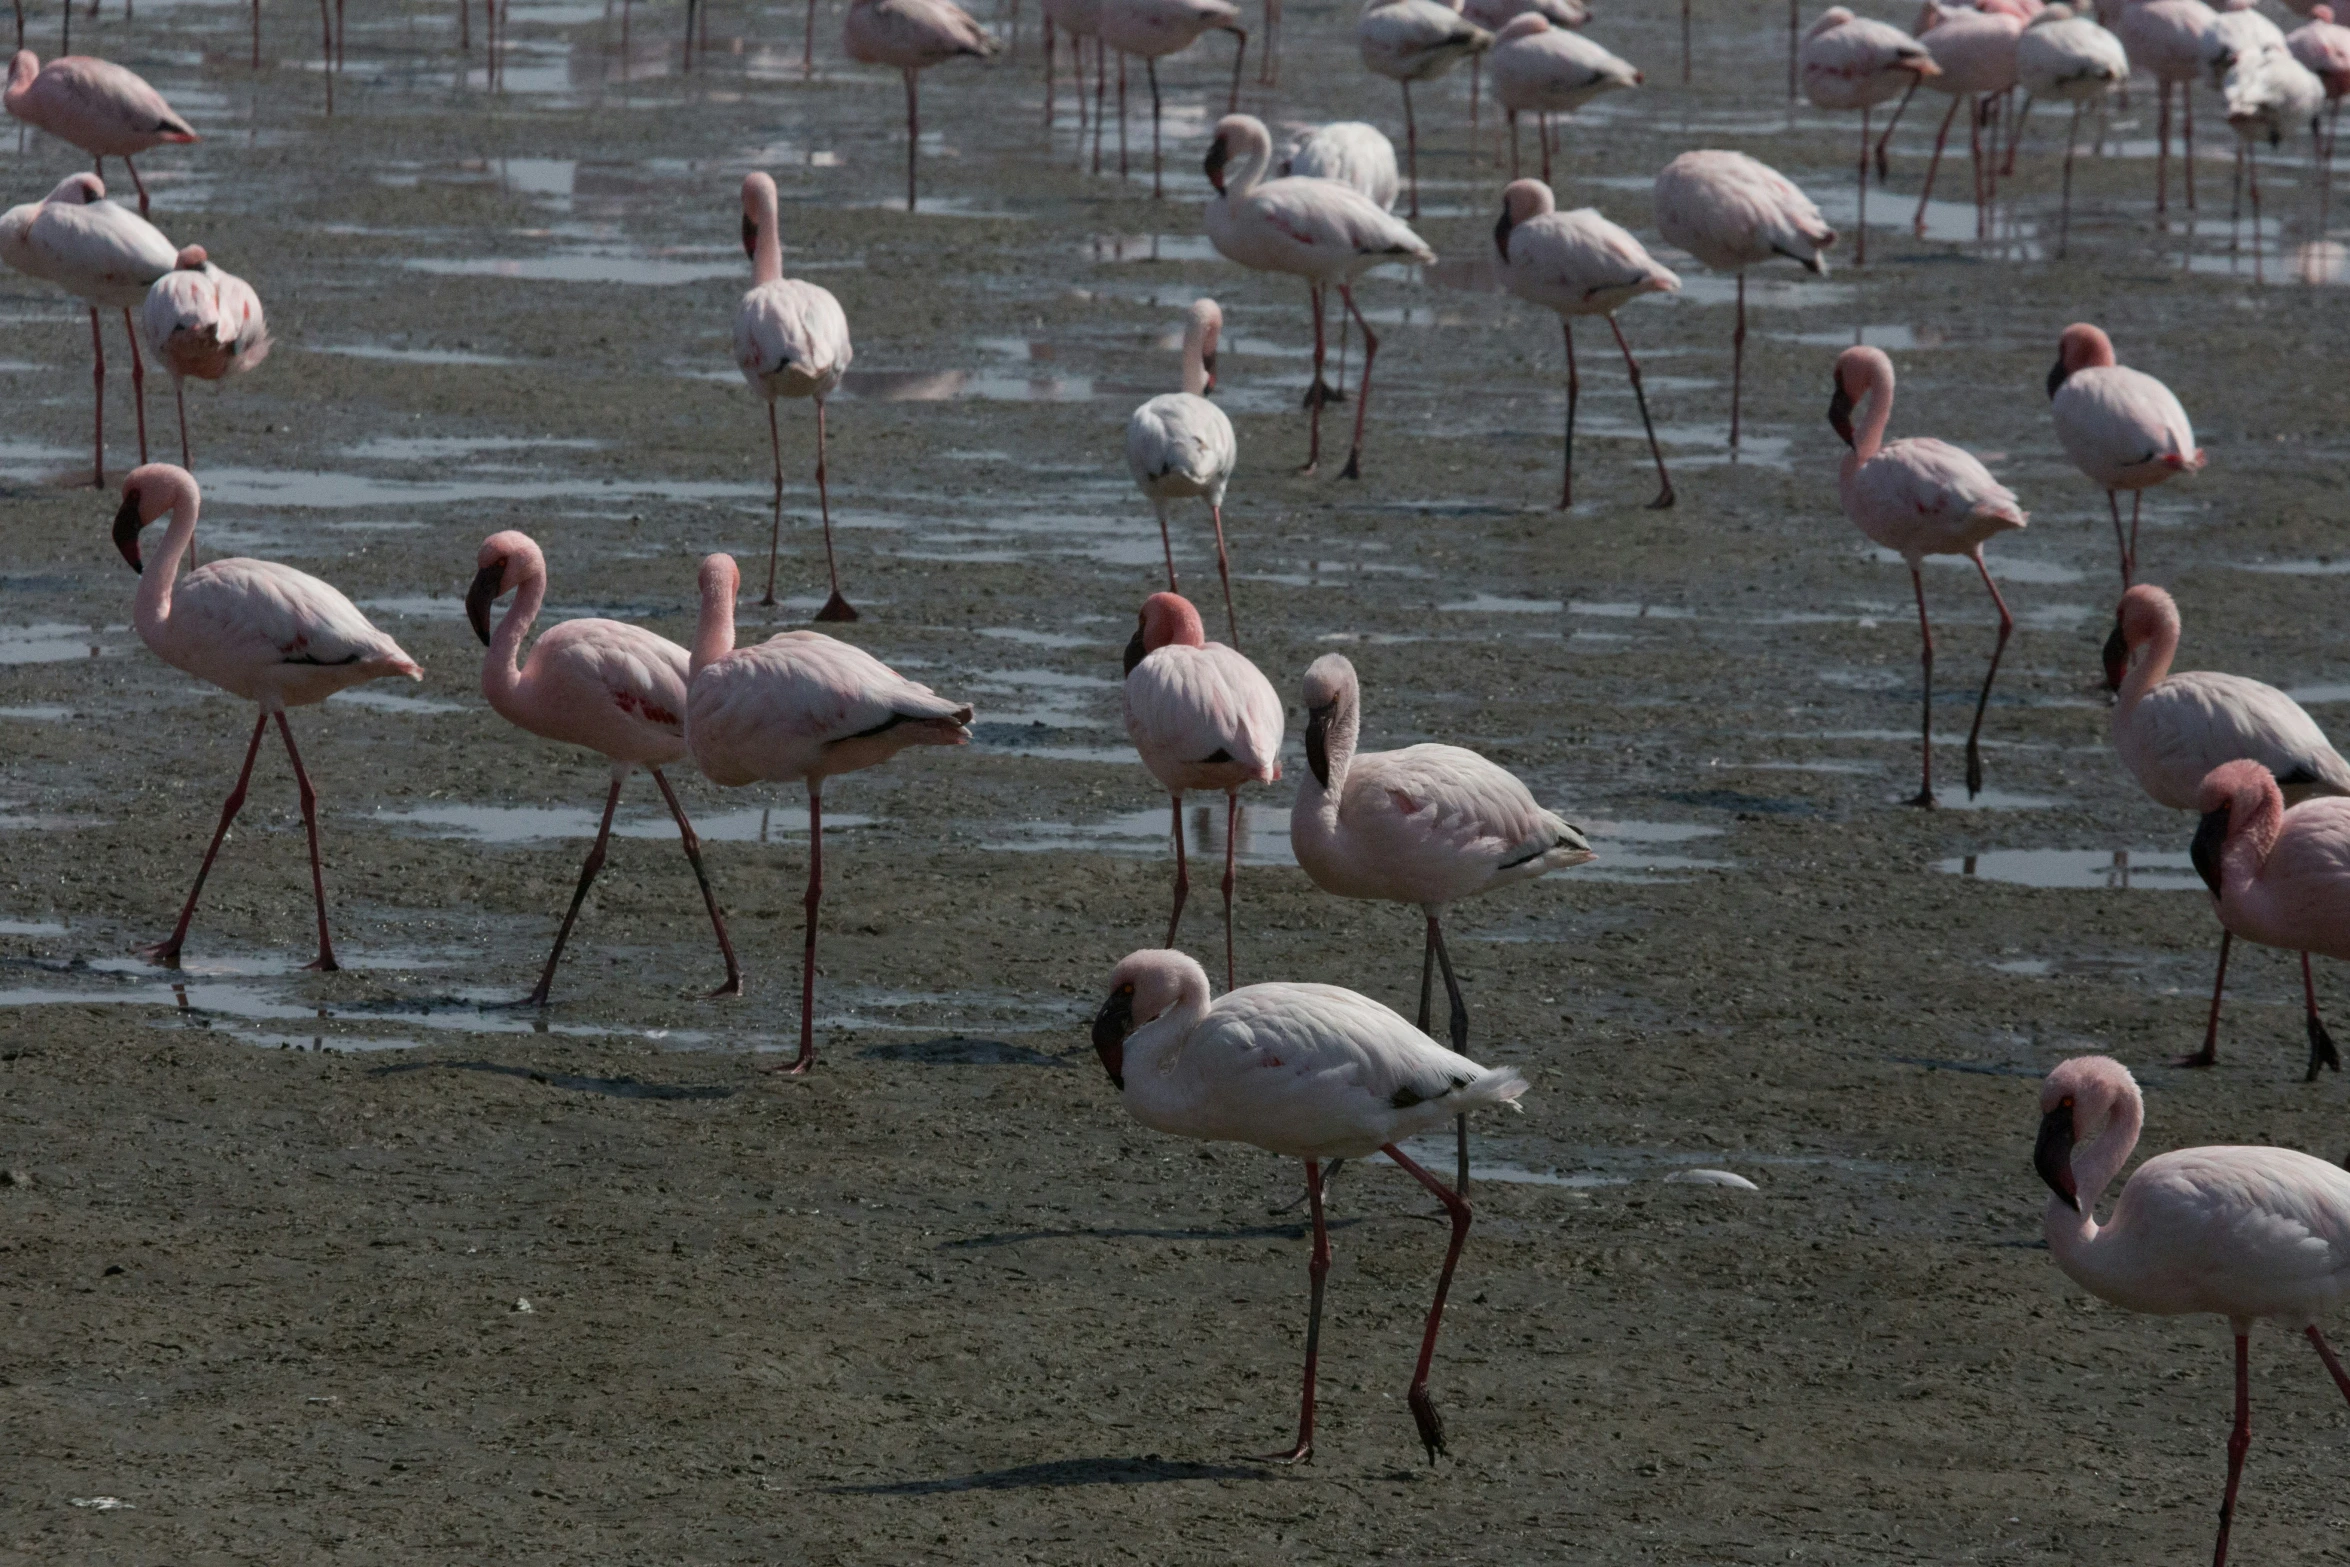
[2218,37,2325,278]
[2288,5,2350,221]
[1908,3,2023,238]
[1829,345,2026,806]
[2013,5,2129,255]
[1487,14,1639,183]
[1088,948,1527,1463]
[735,173,855,622]
[5,50,197,218]
[1459,0,1587,126]
[1493,177,1679,511]
[140,245,268,473]
[1799,7,1940,264]
[466,530,743,1008]
[1121,593,1282,988]
[684,553,971,1074]
[0,173,175,488]
[1126,299,1240,638]
[1202,114,1435,479]
[1651,149,1835,453]
[2103,585,2350,1070]
[1280,121,1398,399]
[1039,0,1101,140]
[1097,0,1244,198]
[2045,323,2202,586]
[1291,649,1590,1194]
[2193,760,2350,1081]
[842,0,1002,213]
[109,465,422,970]
[1356,0,1492,219]
[2118,0,2219,213]
[2032,1053,2350,1567]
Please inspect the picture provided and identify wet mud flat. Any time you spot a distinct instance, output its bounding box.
[4,0,2350,1557]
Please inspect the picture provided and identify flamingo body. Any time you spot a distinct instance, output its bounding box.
[2017,6,2128,97]
[1800,6,1938,107]
[4,50,195,159]
[1123,598,1281,798]
[2047,327,2201,492]
[685,623,971,788]
[1917,2,2023,93]
[2120,0,2219,80]
[1203,119,1435,279]
[1282,120,1400,208]
[1488,13,1639,112]
[1098,0,1240,56]
[0,172,174,307]
[142,247,269,385]
[2287,8,2350,93]
[1357,0,1491,80]
[1127,307,1242,631]
[1653,149,1833,273]
[2198,762,2350,965]
[844,0,998,63]
[1463,0,1588,30]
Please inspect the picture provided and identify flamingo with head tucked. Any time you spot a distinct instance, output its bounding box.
[843,0,1002,212]
[1487,14,1639,182]
[2014,5,2129,254]
[5,50,196,218]
[141,245,269,472]
[1356,0,1492,218]
[1799,6,1940,263]
[2194,760,2350,1081]
[2118,0,2220,213]
[2045,323,2202,587]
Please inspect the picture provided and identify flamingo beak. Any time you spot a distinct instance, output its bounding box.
[111,489,146,574]
[1492,203,1515,262]
[741,212,758,259]
[2045,355,2070,398]
[1123,615,1149,677]
[1201,351,1217,395]
[465,562,505,647]
[2101,619,2127,693]
[1090,986,1133,1090]
[1304,701,1334,789]
[1827,381,1855,446]
[2192,803,2231,897]
[1204,136,1229,193]
[2034,1099,2080,1213]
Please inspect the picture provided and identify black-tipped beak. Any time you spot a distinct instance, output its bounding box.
[1304,701,1333,789]
[1204,136,1229,193]
[1090,987,1133,1090]
[2034,1100,2080,1212]
[465,562,505,647]
[112,489,145,573]
[1492,203,1515,262]
[2192,804,2231,898]
[1201,352,1217,396]
[1122,616,1148,678]
[741,212,758,259]
[2046,355,2069,399]
[1827,381,1855,446]
[2101,618,2127,694]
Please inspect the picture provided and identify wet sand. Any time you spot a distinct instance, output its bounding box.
[5,0,2350,1558]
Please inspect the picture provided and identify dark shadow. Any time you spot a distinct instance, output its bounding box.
[1660,788,1816,816]
[1886,1055,2044,1080]
[369,1060,733,1100]
[943,1217,1370,1250]
[827,1456,1272,1495]
[969,721,1076,750]
[859,1035,1069,1067]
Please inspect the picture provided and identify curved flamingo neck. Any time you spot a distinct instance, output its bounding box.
[1120,980,1216,1124]
[749,181,783,287]
[2116,607,2179,716]
[692,569,739,674]
[1181,323,1213,397]
[2045,1090,2142,1270]
[482,558,547,710]
[4,53,36,109]
[2222,782,2287,901]
[1851,364,1894,464]
[1305,683,1361,810]
[133,472,201,644]
[1225,136,1270,197]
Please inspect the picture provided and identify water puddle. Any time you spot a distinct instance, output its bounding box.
[841,370,1099,403]
[195,466,759,510]
[1936,847,2200,890]
[345,435,601,461]
[1390,1138,1770,1190]
[1871,546,2080,585]
[366,801,873,843]
[404,248,744,285]
[1778,323,1949,351]
[308,341,523,366]
[2288,685,2350,706]
[1083,233,1224,264]
[0,803,106,831]
[0,919,68,936]
[334,688,470,716]
[1441,593,1564,613]
[0,624,114,664]
[2235,558,2350,576]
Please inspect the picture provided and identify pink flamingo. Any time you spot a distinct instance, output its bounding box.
[1290,650,1591,1192]
[684,554,971,1074]
[1652,149,1836,453]
[842,0,1001,213]
[5,51,197,218]
[1487,14,1640,183]
[1121,592,1281,989]
[1830,345,2025,806]
[110,465,421,970]
[1202,114,1435,479]
[1089,948,1527,1463]
[1356,0,1492,219]
[1908,3,2023,237]
[140,245,269,472]
[2104,585,2350,1069]
[2119,0,2219,212]
[1096,0,1245,198]
[736,172,855,620]
[1799,7,1940,264]
[2290,6,2350,221]
[1460,0,1587,126]
[2046,323,2202,587]
[467,530,742,1008]
[1126,299,1238,636]
[2032,1053,2350,1567]
[2194,760,2350,1081]
[2013,6,2129,256]
[1494,178,1679,511]
[0,173,176,487]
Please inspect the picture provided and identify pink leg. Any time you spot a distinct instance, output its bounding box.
[1147,57,1162,199]
[1557,317,1578,508]
[1608,314,1674,509]
[1221,789,1238,991]
[1042,16,1054,124]
[2303,952,2338,1081]
[176,382,191,470]
[1301,283,1325,474]
[140,710,269,966]
[2107,491,2131,585]
[1857,107,1872,266]
[1914,94,1961,233]
[2176,928,2230,1068]
[1508,110,1519,181]
[1423,910,1472,1194]
[2248,142,2261,287]
[1156,503,1179,592]
[2129,491,2142,585]
[1909,565,1935,808]
[2157,79,2171,217]
[2213,1333,2250,1567]
[2307,1325,2350,1405]
[804,0,814,75]
[760,402,783,608]
[771,785,824,1075]
[1255,1159,1327,1465]
[273,712,339,972]
[1539,109,1550,185]
[1729,272,1744,453]
[123,310,148,465]
[812,401,854,622]
[1165,793,1189,945]
[1962,552,2012,799]
[519,768,625,1007]
[1116,52,1127,179]
[89,307,105,489]
[904,67,920,213]
[320,0,334,112]
[652,767,743,996]
[1092,37,1105,175]
[124,156,151,218]
[1402,80,1418,220]
[1209,503,1236,647]
[2184,83,2196,212]
[1335,284,1377,481]
[2057,103,2078,260]
[1874,79,1916,181]
[1380,1140,1474,1463]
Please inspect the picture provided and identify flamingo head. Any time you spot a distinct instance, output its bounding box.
[740,171,778,258]
[1091,950,1208,1089]
[2103,583,2175,692]
[1492,178,1555,260]
[2193,760,2280,896]
[1299,652,1360,788]
[1827,346,1891,447]
[111,463,193,573]
[5,50,35,97]
[44,172,105,207]
[173,244,208,271]
[466,529,544,645]
[2316,5,2334,21]
[2047,322,2116,397]
[1495,12,1552,41]
[2035,1056,2136,1212]
[1124,592,1207,675]
[1184,297,1222,394]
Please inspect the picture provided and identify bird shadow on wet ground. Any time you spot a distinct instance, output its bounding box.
[943,1217,1373,1249]
[858,1034,1072,1067]
[367,1059,734,1099]
[826,1455,1274,1494]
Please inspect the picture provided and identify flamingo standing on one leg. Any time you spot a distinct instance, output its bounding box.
[0,173,175,487]
[1097,0,1244,198]
[467,530,743,1007]
[1494,178,1679,511]
[2045,323,2202,587]
[1088,948,1528,1463]
[1829,344,2026,807]
[2194,760,2350,1081]
[843,0,1001,213]
[2102,585,2350,1070]
[109,465,422,970]
[2014,5,2129,255]
[1126,300,1239,637]
[2031,1053,2350,1567]
[1121,593,1282,988]
[735,173,855,621]
[1487,15,1639,184]
[140,245,268,472]
[1800,7,1940,265]
[684,554,971,1074]
[1202,114,1434,480]
[2118,0,2219,214]
[5,50,197,218]
[1356,0,1492,219]
[1291,651,1591,1195]
[1652,149,1835,454]
[1908,3,2023,238]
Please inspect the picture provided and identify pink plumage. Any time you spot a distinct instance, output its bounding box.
[2289,6,2350,93]
[2046,323,2202,585]
[1487,14,1640,184]
[1097,0,1247,197]
[1801,6,1941,263]
[2120,0,2222,213]
[843,0,1001,211]
[2194,760,2350,1079]
[141,245,270,472]
[5,51,196,217]
[1907,4,2023,236]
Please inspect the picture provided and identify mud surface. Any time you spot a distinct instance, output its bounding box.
[5,0,2350,1558]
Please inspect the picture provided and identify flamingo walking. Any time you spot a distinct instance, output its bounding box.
[1280,120,1398,397]
[1121,593,1282,987]
[140,245,268,472]
[2118,0,2219,213]
[1487,14,1639,183]
[1126,299,1240,638]
[0,173,175,487]
[1908,3,2023,237]
[2013,5,2129,255]
[2104,584,2350,1070]
[684,554,971,1074]
[110,465,422,970]
[1800,7,1940,264]
[1494,178,1679,511]
[1291,649,1591,1193]
[842,0,1002,212]
[1097,0,1244,198]
[5,50,197,218]
[1089,948,1527,1462]
[1829,345,2026,806]
[2045,323,2202,586]
[1202,114,1435,479]
[1356,0,1492,219]
[2194,760,2350,1081]
[467,531,743,1007]
[2032,1053,2350,1567]
[735,173,856,621]
[1651,150,1835,452]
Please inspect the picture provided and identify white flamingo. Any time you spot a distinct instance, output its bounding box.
[2045,322,2202,585]
[1357,0,1493,218]
[842,0,1002,212]
[2033,1053,2350,1567]
[1800,6,1941,263]
[1097,0,1245,197]
[2014,5,2129,254]
[1907,2,2023,237]
[1280,121,1398,396]
[109,464,422,971]
[140,244,269,472]
[2194,760,2350,1081]
[1126,299,1240,638]
[1487,14,1639,183]
[2118,0,2220,213]
[1089,947,1527,1463]
[2218,34,2326,277]
[1460,0,1588,123]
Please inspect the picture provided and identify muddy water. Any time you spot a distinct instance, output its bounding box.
[4,0,2349,1558]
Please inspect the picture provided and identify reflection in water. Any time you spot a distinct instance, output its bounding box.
[368,802,872,843]
[1938,847,2200,890]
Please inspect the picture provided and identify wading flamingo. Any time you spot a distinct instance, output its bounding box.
[1487,14,1639,183]
[1202,114,1435,479]
[1121,593,1282,987]
[2033,1053,2350,1567]
[1461,0,1588,125]
[110,465,421,970]
[1356,0,1492,218]
[1281,120,1398,399]
[140,245,269,472]
[1089,947,1527,1462]
[1494,178,1679,511]
[1127,299,1240,637]
[2045,323,2202,586]
[1651,150,1834,452]
[2194,760,2350,1080]
[2119,0,2219,213]
[467,530,743,1007]
[843,0,1001,212]
[1097,0,1245,198]
[2218,37,2325,278]
[2013,5,2129,254]
[1830,344,2025,806]
[1908,2,2023,237]
[5,50,196,218]
[2290,7,2350,223]
[1800,7,1940,263]
[684,553,971,1074]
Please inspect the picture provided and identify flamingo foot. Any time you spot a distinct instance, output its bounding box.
[2172,1045,2218,1069]
[1301,377,1346,409]
[1408,1384,1448,1463]
[707,975,746,998]
[1251,1440,1313,1465]
[1906,789,1938,810]
[2306,1015,2341,1082]
[756,592,779,609]
[1339,450,1361,481]
[761,1052,817,1076]
[136,939,185,968]
[813,591,859,623]
[1645,485,1676,511]
[1964,745,1985,798]
[1296,460,1319,477]
[305,954,340,973]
